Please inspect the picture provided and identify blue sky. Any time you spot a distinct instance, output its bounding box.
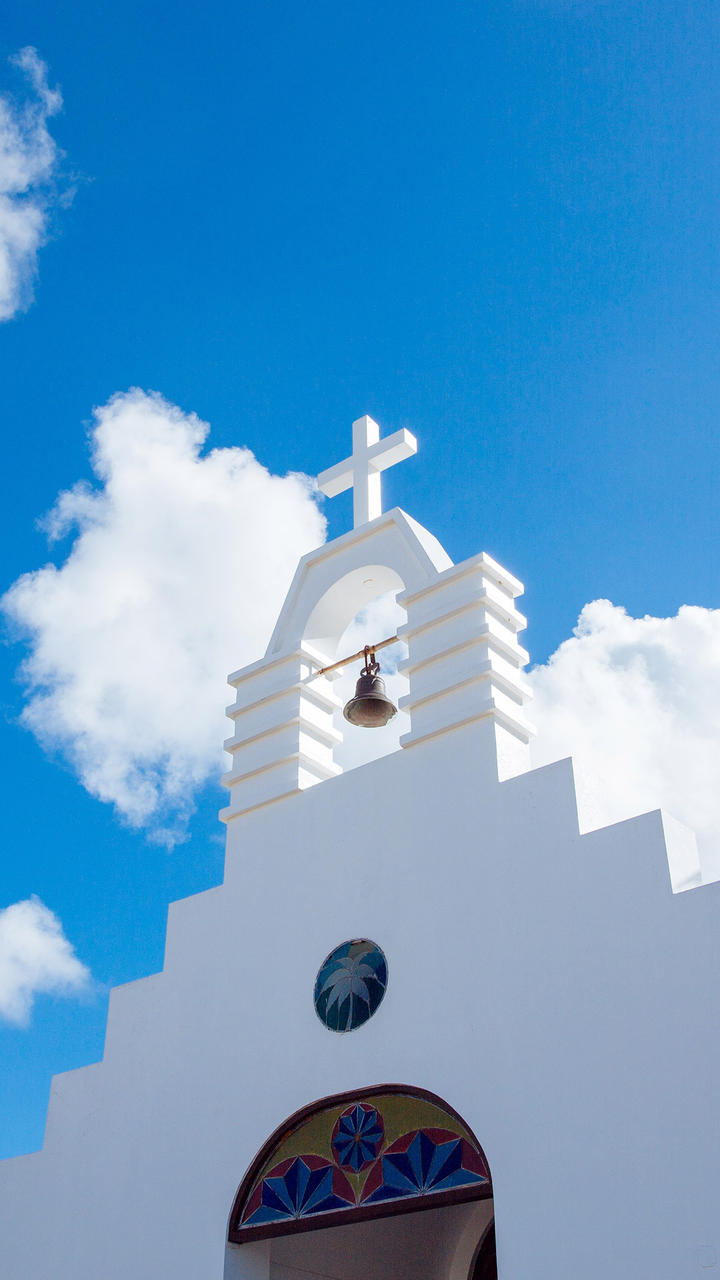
[1,1,719,1157]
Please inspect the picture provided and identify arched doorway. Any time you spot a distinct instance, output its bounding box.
[228,1086,497,1279]
[470,1222,497,1280]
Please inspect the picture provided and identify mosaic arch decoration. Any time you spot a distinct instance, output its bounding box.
[229,1086,492,1244]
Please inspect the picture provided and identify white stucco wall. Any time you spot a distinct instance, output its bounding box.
[1,725,718,1279]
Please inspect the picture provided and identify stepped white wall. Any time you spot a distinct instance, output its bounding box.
[0,725,717,1279]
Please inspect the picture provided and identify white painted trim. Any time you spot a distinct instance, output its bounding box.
[221,750,341,790]
[400,666,532,713]
[223,717,343,757]
[400,704,534,749]
[399,631,528,677]
[398,549,523,606]
[226,681,341,722]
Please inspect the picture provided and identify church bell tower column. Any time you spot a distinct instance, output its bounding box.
[397,550,535,780]
[220,645,342,823]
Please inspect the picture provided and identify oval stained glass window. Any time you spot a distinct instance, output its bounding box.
[314,939,388,1033]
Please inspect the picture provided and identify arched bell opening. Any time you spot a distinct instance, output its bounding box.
[220,555,421,823]
[301,563,406,663]
[226,1086,497,1280]
[328,585,409,773]
[299,565,409,777]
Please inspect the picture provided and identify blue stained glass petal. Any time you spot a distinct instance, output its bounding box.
[363,1124,383,1140]
[263,1177,295,1215]
[283,1160,300,1206]
[427,1139,462,1187]
[382,1156,420,1194]
[302,1170,334,1213]
[246,1205,290,1225]
[435,1167,483,1190]
[364,1172,415,1203]
[407,1133,425,1185]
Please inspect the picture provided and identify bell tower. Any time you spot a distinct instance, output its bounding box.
[220,417,535,824]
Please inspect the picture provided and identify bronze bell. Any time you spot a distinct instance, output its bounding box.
[343,647,398,728]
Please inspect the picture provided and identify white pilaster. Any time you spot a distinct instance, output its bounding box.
[224,1240,270,1279]
[397,551,535,780]
[220,645,342,823]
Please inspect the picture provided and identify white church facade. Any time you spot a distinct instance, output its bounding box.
[1,418,719,1278]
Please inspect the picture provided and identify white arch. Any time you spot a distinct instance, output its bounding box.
[266,508,452,661]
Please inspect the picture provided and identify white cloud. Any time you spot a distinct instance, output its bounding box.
[4,414,718,875]
[0,47,65,321]
[0,896,90,1026]
[530,600,720,880]
[2,389,326,843]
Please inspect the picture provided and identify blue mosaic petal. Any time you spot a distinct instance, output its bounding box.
[428,1139,462,1187]
[406,1132,425,1185]
[381,1155,420,1194]
[302,1169,334,1213]
[363,1172,416,1203]
[433,1166,485,1191]
[263,1177,295,1215]
[363,1123,383,1141]
[245,1204,291,1225]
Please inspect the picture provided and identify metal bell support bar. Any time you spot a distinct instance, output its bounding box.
[311,635,399,678]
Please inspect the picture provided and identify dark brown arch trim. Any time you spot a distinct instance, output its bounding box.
[228,1083,493,1245]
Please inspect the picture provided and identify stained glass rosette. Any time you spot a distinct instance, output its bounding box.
[331,1103,385,1173]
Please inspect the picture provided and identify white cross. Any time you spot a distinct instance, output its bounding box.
[317,415,418,528]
